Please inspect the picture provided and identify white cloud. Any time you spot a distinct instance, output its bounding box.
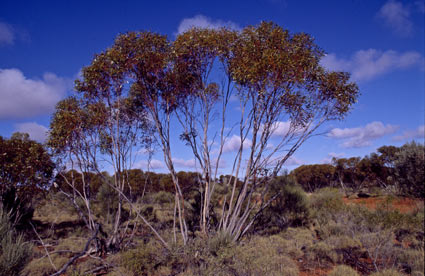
[393,125,425,141]
[223,135,252,153]
[377,0,413,36]
[266,155,304,167]
[172,158,197,168]
[327,121,399,148]
[0,68,68,119]
[271,121,291,136]
[212,157,227,169]
[177,14,240,35]
[0,22,14,45]
[134,159,164,170]
[285,156,304,166]
[270,121,307,137]
[15,122,48,143]
[321,49,424,81]
[321,152,345,164]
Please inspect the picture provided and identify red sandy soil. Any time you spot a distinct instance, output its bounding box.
[343,196,424,213]
[297,195,423,275]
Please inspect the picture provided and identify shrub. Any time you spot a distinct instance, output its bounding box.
[22,256,69,276]
[357,230,397,271]
[254,175,311,234]
[0,233,32,276]
[369,269,403,276]
[120,241,165,276]
[230,236,299,276]
[393,141,424,198]
[0,207,32,276]
[1,187,34,230]
[280,184,311,225]
[396,248,424,275]
[96,183,118,225]
[151,191,174,205]
[326,235,362,250]
[207,231,233,255]
[34,192,79,225]
[305,241,338,264]
[279,227,316,258]
[310,187,345,221]
[328,265,359,276]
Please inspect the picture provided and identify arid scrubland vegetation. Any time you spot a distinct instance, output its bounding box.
[0,22,423,276]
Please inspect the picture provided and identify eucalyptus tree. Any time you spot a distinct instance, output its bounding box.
[393,141,424,198]
[49,21,359,248]
[169,22,359,240]
[48,35,166,252]
[291,164,336,192]
[0,133,54,227]
[1,133,54,197]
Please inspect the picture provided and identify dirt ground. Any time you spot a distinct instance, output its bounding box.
[343,196,424,213]
[298,195,424,276]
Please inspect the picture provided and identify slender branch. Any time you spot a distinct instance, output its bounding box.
[50,223,100,276]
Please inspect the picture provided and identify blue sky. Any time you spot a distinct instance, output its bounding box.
[0,0,424,173]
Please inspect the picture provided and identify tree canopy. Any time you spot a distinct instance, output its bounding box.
[48,21,359,248]
[0,133,54,198]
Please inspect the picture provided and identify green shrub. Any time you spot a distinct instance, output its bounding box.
[0,233,32,276]
[310,187,345,224]
[0,207,32,276]
[1,187,34,230]
[279,227,316,258]
[306,241,338,264]
[396,248,424,275]
[230,236,299,276]
[328,265,359,276]
[120,241,166,275]
[207,231,233,255]
[280,184,311,225]
[121,246,155,275]
[22,256,69,276]
[369,269,403,276]
[254,175,311,234]
[393,141,424,198]
[56,236,87,252]
[326,235,362,250]
[96,183,118,225]
[151,191,174,205]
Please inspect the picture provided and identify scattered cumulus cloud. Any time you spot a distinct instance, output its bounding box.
[270,121,307,137]
[222,135,252,153]
[0,22,14,45]
[0,68,68,119]
[177,15,240,35]
[212,157,227,169]
[321,152,345,164]
[393,125,425,141]
[321,49,424,82]
[172,158,197,168]
[134,159,164,170]
[14,122,48,143]
[285,156,304,166]
[267,155,304,167]
[377,0,413,36]
[327,121,399,148]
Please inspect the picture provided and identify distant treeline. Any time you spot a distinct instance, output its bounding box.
[52,142,424,200]
[291,142,424,197]
[53,169,244,200]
